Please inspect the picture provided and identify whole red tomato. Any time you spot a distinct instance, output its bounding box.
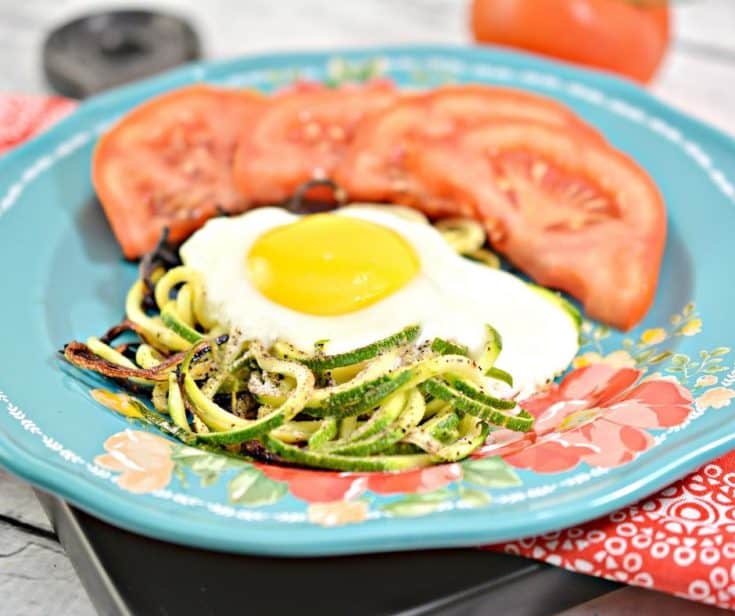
[471,0,670,83]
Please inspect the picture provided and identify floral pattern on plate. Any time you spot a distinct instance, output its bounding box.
[95,301,734,526]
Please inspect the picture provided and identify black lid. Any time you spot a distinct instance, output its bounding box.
[43,10,201,99]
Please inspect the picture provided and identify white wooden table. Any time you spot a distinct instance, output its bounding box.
[1,1,734,614]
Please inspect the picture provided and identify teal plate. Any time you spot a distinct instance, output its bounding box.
[2,46,735,556]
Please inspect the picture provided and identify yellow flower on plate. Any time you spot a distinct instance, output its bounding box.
[640,328,667,345]
[572,350,636,370]
[680,318,703,336]
[308,500,369,527]
[91,389,144,419]
[696,387,735,410]
[695,375,718,388]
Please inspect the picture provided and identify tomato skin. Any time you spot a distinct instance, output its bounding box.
[336,85,603,213]
[232,81,397,205]
[405,121,666,330]
[471,0,670,84]
[93,85,265,259]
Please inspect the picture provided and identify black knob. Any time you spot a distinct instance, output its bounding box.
[43,10,201,99]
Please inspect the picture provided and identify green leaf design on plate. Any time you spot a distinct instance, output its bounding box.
[228,467,288,507]
[634,349,654,364]
[171,446,243,488]
[594,325,611,341]
[325,57,384,87]
[710,347,731,357]
[648,351,673,365]
[458,488,492,508]
[705,366,729,374]
[667,353,690,373]
[379,488,453,518]
[461,456,522,488]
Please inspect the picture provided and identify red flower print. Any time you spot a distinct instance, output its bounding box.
[502,440,594,474]
[255,463,463,503]
[478,365,693,474]
[365,464,462,495]
[255,464,367,503]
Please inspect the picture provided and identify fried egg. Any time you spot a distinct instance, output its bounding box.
[180,205,579,396]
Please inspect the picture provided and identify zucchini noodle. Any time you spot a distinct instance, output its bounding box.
[63,217,530,472]
[435,217,501,268]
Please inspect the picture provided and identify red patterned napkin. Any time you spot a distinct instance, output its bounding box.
[0,94,76,155]
[4,94,734,611]
[488,452,735,609]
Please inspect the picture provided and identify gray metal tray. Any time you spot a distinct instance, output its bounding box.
[36,492,620,615]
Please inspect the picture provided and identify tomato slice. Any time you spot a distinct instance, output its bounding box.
[232,81,398,205]
[404,122,666,330]
[93,85,265,259]
[335,85,603,211]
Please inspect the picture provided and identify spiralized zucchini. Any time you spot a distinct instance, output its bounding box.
[435,217,501,268]
[63,215,531,472]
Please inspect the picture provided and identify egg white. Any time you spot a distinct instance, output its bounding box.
[180,205,579,396]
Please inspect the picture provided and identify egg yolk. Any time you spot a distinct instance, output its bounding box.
[246,214,420,315]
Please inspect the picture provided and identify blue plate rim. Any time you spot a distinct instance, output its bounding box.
[1,44,735,556]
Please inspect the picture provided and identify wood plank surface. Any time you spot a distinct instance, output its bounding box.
[653,45,735,136]
[0,518,94,616]
[0,469,52,532]
[676,0,735,52]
